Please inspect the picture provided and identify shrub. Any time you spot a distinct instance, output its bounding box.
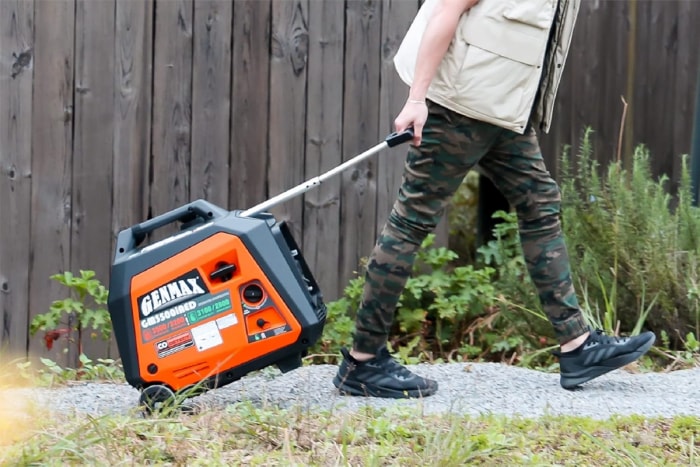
[29,270,111,360]
[311,232,546,364]
[560,128,700,347]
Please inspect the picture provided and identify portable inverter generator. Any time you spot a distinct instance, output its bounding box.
[107,129,413,411]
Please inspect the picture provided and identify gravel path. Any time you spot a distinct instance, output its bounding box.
[12,363,700,420]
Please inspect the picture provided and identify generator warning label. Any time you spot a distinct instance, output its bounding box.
[156,332,194,358]
[140,288,234,343]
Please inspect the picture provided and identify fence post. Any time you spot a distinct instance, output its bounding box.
[691,56,700,206]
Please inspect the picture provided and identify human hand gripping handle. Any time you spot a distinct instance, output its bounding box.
[385,127,415,147]
[393,0,481,146]
[394,99,428,146]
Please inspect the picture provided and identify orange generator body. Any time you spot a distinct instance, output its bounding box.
[107,200,326,404]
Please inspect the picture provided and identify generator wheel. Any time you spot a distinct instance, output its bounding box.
[140,384,176,414]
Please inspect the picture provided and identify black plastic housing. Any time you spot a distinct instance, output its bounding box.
[107,200,326,391]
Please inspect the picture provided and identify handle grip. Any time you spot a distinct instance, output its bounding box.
[385,128,415,147]
[116,200,227,258]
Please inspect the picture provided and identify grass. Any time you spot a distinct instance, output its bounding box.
[0,395,698,466]
[3,348,699,465]
[2,353,700,466]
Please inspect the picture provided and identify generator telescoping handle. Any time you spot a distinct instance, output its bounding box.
[240,128,414,217]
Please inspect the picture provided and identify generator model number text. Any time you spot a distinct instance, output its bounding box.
[141,300,196,329]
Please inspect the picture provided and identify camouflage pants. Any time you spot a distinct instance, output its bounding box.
[353,101,589,354]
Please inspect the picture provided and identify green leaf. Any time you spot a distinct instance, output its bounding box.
[79,353,93,367]
[396,308,427,333]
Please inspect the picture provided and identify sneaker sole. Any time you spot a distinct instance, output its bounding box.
[332,376,438,399]
[560,333,656,390]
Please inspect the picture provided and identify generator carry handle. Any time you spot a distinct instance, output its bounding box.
[126,199,228,250]
[240,128,414,217]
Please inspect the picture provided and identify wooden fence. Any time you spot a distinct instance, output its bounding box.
[1,0,699,362]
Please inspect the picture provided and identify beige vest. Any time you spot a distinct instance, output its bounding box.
[394,0,580,134]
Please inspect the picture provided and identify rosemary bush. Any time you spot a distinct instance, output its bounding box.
[560,128,700,347]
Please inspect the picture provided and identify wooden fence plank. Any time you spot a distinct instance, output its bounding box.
[671,1,699,183]
[572,0,604,162]
[29,0,75,362]
[71,0,116,361]
[151,0,193,238]
[112,0,153,359]
[377,0,417,233]
[619,0,641,167]
[631,0,653,168]
[597,0,631,165]
[113,0,153,233]
[644,1,677,179]
[191,0,232,207]
[0,0,33,355]
[340,0,382,288]
[302,0,344,299]
[230,0,271,210]
[268,0,309,239]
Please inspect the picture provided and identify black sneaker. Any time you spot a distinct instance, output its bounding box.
[333,347,438,398]
[556,328,656,389]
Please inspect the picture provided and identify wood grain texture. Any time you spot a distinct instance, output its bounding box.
[302,0,344,299]
[113,0,153,237]
[0,0,33,354]
[642,1,675,179]
[29,0,75,362]
[191,0,232,207]
[230,0,271,210]
[151,0,194,239]
[267,0,309,239]
[111,0,154,359]
[72,0,116,360]
[340,0,382,288]
[672,0,700,185]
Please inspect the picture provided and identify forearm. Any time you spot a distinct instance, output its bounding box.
[409,0,475,102]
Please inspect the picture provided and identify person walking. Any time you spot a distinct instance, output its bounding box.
[333,0,656,398]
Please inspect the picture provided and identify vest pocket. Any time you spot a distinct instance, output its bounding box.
[503,0,557,29]
[453,44,529,125]
[450,5,554,129]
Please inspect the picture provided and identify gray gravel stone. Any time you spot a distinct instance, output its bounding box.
[13,363,700,420]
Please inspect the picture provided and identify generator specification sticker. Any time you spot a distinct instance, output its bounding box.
[191,320,223,351]
[140,289,234,343]
[155,332,194,359]
[186,291,232,325]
